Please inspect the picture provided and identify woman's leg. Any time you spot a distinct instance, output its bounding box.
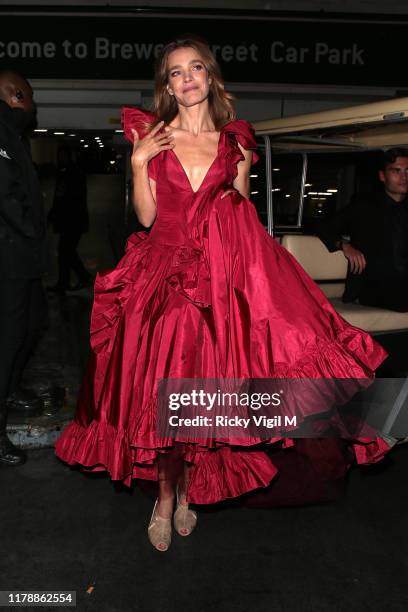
[148,449,185,550]
[149,448,196,549]
[156,449,184,518]
[177,461,192,506]
[174,461,197,536]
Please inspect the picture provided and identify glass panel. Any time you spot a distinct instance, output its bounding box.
[303,154,346,230]
[303,151,382,234]
[270,153,304,228]
[249,137,268,228]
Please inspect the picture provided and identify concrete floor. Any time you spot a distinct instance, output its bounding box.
[4,174,408,611]
[1,444,408,612]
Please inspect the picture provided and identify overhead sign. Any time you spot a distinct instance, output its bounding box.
[0,11,406,87]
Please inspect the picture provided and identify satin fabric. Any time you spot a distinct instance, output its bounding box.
[55,107,389,504]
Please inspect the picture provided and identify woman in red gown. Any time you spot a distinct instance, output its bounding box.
[55,36,390,551]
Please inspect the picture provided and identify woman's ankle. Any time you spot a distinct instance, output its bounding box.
[156,495,175,519]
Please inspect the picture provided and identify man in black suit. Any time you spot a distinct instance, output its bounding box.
[0,71,47,465]
[318,148,408,312]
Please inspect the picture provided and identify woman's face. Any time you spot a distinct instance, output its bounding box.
[166,46,211,108]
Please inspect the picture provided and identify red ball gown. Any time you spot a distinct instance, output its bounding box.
[55,107,389,504]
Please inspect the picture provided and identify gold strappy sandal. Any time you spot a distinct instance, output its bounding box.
[173,491,197,537]
[148,500,172,551]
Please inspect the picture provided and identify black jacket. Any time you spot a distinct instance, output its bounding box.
[0,101,46,279]
[317,191,408,302]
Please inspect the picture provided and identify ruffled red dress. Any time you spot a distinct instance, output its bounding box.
[55,107,390,504]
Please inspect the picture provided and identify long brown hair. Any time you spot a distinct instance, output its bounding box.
[152,35,236,130]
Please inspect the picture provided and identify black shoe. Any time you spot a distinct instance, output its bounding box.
[0,434,27,466]
[39,385,66,416]
[6,389,43,417]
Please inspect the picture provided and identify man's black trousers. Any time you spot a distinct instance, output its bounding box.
[0,278,48,401]
[58,230,89,288]
[359,277,408,313]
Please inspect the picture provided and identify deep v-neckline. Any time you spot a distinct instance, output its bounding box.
[170,131,222,194]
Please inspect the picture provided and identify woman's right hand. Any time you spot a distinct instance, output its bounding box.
[131,121,174,170]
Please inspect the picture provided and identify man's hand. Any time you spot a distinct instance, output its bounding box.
[342,242,367,274]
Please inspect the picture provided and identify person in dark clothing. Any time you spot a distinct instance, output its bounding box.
[318,148,408,312]
[0,70,48,465]
[48,147,91,293]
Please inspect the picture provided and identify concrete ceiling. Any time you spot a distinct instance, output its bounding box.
[5,0,408,15]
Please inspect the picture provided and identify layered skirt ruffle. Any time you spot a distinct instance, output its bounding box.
[55,190,389,504]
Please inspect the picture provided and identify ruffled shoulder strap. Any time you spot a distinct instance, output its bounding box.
[221,119,259,172]
[121,106,157,143]
[221,119,259,166]
[121,106,161,181]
